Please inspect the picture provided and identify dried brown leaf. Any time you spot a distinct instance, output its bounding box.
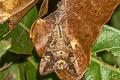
[0,0,38,28]
[38,0,48,17]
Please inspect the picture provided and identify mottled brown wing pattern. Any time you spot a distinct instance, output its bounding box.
[0,0,38,27]
[40,51,54,75]
[40,24,81,77]
[30,1,65,56]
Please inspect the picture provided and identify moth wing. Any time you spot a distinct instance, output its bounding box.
[39,52,55,75]
[30,18,54,56]
[55,52,82,80]
[66,52,80,76]
[30,0,65,57]
[39,59,54,75]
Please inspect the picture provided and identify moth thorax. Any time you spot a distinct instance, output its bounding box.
[55,59,67,70]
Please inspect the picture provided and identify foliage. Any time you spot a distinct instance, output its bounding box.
[0,2,120,80]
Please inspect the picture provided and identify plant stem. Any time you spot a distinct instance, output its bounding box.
[0,61,13,71]
[91,57,120,73]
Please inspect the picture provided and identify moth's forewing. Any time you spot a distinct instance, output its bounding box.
[30,0,120,80]
[0,0,38,25]
[30,18,54,56]
[40,52,54,75]
[30,0,65,56]
[30,0,91,80]
[55,44,88,80]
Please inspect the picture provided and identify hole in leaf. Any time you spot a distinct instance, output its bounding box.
[112,74,117,78]
[96,50,120,68]
[96,50,116,66]
[107,5,120,30]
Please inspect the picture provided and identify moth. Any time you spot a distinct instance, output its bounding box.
[30,0,86,79]
[30,0,120,80]
[39,23,80,76]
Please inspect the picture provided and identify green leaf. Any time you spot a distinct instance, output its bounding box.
[21,6,38,29]
[82,61,120,80]
[2,6,38,54]
[0,63,23,80]
[92,25,120,55]
[25,57,38,80]
[82,25,120,80]
[0,40,11,58]
[0,22,9,39]
[0,56,28,80]
[18,62,26,80]
[110,48,120,56]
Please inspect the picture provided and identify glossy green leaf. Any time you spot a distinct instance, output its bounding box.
[2,6,38,54]
[0,22,9,39]
[0,63,23,80]
[82,61,120,80]
[92,25,120,54]
[82,25,120,80]
[18,62,26,80]
[25,57,38,80]
[0,40,11,58]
